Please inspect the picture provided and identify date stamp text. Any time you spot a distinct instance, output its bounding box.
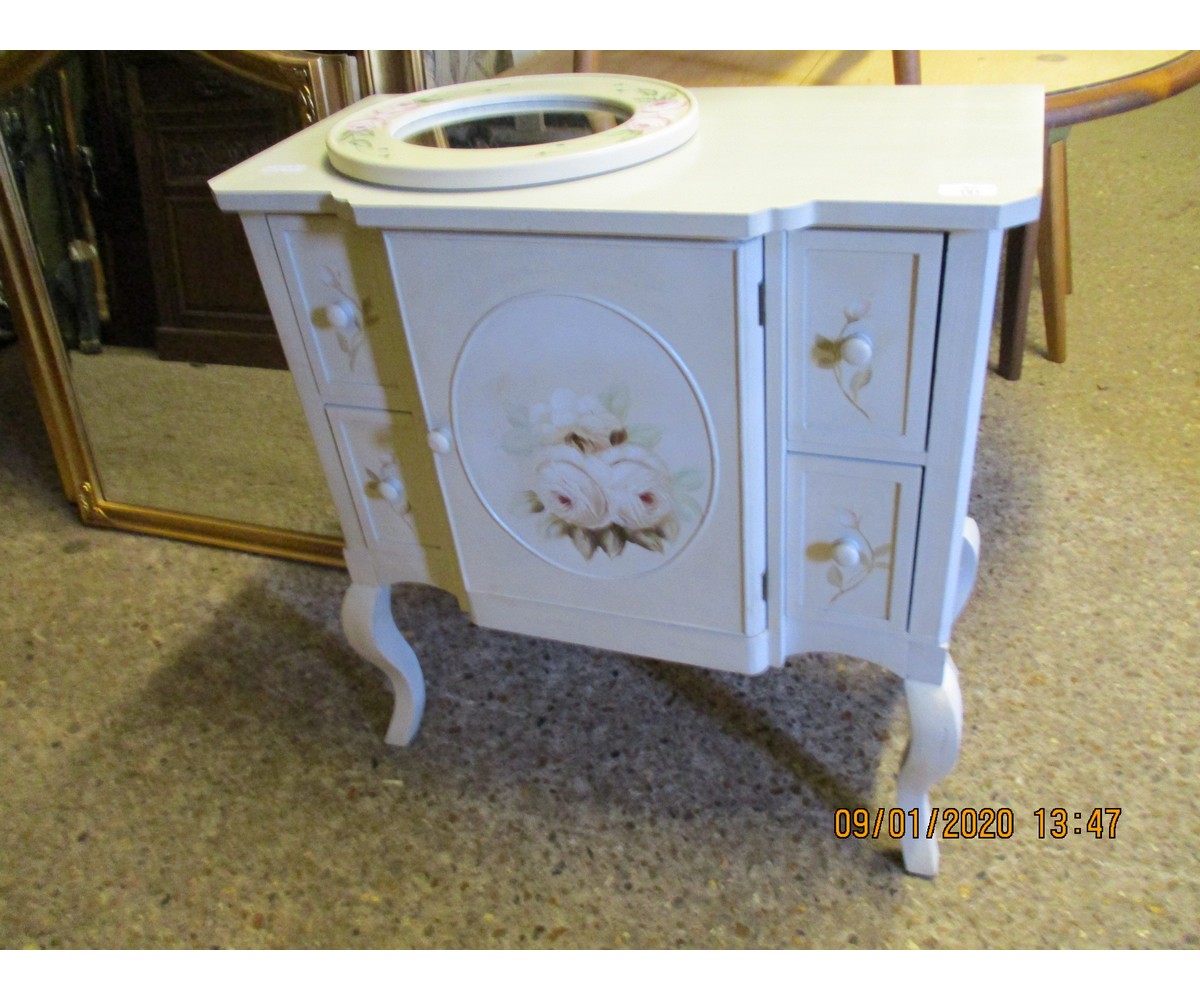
[833,806,1121,840]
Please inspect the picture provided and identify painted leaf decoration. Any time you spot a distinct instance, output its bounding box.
[677,493,702,522]
[626,424,662,448]
[570,526,598,560]
[673,468,705,492]
[813,336,841,367]
[598,527,626,557]
[826,565,844,589]
[629,529,666,554]
[849,367,873,396]
[598,385,631,420]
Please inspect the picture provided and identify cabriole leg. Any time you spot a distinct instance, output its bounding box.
[341,583,426,746]
[953,517,981,622]
[896,654,963,877]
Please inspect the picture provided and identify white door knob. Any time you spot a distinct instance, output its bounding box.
[832,538,863,568]
[840,333,873,366]
[427,428,453,454]
[325,299,358,330]
[377,477,405,503]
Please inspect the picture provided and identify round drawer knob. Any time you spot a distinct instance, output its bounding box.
[377,477,405,503]
[325,299,358,330]
[840,333,873,366]
[427,429,453,454]
[832,538,863,568]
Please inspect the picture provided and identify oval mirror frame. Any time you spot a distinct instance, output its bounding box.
[0,50,396,567]
[325,73,699,190]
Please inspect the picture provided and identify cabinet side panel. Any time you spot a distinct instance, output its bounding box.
[908,228,1004,648]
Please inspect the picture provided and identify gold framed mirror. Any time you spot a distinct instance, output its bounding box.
[0,50,421,566]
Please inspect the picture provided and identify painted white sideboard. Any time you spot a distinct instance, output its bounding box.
[212,83,1044,875]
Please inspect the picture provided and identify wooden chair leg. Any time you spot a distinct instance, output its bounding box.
[997,221,1039,380]
[1061,141,1072,295]
[891,51,921,85]
[573,51,599,73]
[1039,138,1069,363]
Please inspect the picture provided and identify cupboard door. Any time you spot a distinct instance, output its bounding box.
[269,215,418,409]
[785,454,922,631]
[384,232,765,637]
[786,230,942,456]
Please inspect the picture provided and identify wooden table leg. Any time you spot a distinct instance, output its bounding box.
[573,51,599,73]
[997,221,1039,380]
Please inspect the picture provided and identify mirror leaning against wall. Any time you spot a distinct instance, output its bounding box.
[0,50,430,565]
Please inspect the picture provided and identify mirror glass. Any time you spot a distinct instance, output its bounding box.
[67,354,338,534]
[406,106,629,148]
[1,51,342,543]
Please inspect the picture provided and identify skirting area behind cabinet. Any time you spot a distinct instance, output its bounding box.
[0,86,1197,949]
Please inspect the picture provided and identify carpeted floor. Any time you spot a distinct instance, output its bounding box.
[1,82,1197,950]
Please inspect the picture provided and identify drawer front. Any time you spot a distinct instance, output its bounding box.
[785,454,921,631]
[326,404,443,552]
[269,215,417,409]
[786,230,942,455]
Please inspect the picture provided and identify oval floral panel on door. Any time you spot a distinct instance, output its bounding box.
[450,293,715,579]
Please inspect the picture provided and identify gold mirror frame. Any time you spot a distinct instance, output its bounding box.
[0,50,423,567]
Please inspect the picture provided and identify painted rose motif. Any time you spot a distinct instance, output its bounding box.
[624,96,690,134]
[504,386,703,560]
[529,387,624,453]
[336,81,516,146]
[534,446,613,531]
[337,98,424,148]
[603,444,677,533]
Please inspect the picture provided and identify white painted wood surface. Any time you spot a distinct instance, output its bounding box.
[213,82,1043,876]
[211,86,1044,236]
[384,231,765,642]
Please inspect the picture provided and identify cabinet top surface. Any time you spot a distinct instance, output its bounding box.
[211,84,1045,238]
